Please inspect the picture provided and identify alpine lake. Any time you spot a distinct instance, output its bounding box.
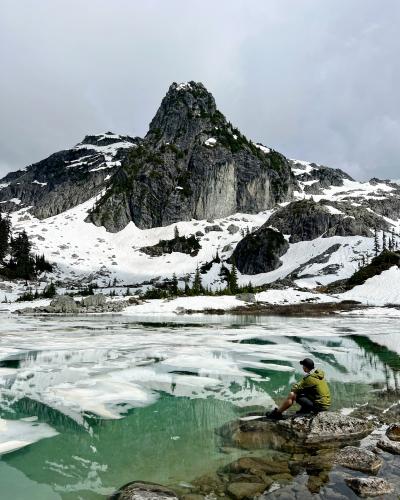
[0,312,399,499]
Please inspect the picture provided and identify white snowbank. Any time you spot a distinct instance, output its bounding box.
[123,295,244,315]
[339,266,400,306]
[255,289,337,305]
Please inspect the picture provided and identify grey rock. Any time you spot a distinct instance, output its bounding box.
[345,477,394,497]
[109,481,179,500]
[335,445,382,473]
[222,244,233,253]
[290,159,353,192]
[235,293,256,303]
[218,412,374,452]
[231,227,289,275]
[195,231,204,237]
[50,295,78,313]
[227,224,240,234]
[277,413,374,445]
[386,422,400,441]
[204,225,223,233]
[268,199,389,243]
[87,82,296,232]
[83,294,107,307]
[377,438,400,454]
[0,133,139,219]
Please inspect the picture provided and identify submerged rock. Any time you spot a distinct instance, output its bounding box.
[335,446,382,473]
[109,481,179,500]
[224,456,290,477]
[345,477,394,497]
[226,481,268,500]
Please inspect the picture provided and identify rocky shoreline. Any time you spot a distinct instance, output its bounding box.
[13,293,374,317]
[109,411,400,499]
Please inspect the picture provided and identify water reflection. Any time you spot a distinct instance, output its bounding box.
[0,313,399,499]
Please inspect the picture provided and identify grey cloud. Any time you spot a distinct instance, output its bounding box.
[0,0,399,180]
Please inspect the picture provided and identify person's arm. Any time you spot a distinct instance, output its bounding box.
[291,376,310,394]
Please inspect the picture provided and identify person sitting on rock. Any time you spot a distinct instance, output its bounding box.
[266,358,331,420]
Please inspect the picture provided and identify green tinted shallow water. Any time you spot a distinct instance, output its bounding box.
[0,313,400,499]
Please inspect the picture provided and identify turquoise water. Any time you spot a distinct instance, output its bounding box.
[0,313,399,499]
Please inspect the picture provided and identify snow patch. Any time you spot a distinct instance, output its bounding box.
[339,266,400,306]
[253,143,270,154]
[204,137,217,147]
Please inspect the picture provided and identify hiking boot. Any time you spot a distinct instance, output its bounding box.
[265,408,283,420]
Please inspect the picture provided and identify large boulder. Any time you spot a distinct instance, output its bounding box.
[109,481,179,500]
[231,227,289,275]
[276,412,375,445]
[345,477,394,498]
[50,295,78,313]
[335,446,383,473]
[83,293,107,308]
[218,412,374,451]
[377,438,400,454]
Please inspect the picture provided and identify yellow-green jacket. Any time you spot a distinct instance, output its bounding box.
[291,369,331,409]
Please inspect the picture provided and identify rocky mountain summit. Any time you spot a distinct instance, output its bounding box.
[0,82,299,232]
[87,82,297,231]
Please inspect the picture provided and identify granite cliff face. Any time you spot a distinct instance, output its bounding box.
[87,82,297,231]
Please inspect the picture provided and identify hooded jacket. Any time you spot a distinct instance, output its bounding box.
[291,369,331,409]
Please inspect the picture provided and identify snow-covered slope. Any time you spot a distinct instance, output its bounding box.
[339,266,400,306]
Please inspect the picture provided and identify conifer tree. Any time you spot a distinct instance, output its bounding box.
[382,231,387,251]
[184,275,191,295]
[10,231,35,279]
[171,273,178,295]
[174,226,180,239]
[192,265,203,295]
[229,263,238,294]
[373,228,380,257]
[0,213,11,262]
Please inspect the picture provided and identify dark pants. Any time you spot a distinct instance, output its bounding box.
[297,395,323,414]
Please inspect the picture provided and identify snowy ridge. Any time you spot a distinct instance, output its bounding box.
[69,132,136,172]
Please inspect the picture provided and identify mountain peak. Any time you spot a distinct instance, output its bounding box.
[146,81,219,146]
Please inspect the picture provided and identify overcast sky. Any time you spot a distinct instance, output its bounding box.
[1,0,399,180]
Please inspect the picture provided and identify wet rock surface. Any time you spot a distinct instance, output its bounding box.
[335,446,383,473]
[377,438,400,454]
[109,481,179,500]
[386,423,400,441]
[345,477,394,497]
